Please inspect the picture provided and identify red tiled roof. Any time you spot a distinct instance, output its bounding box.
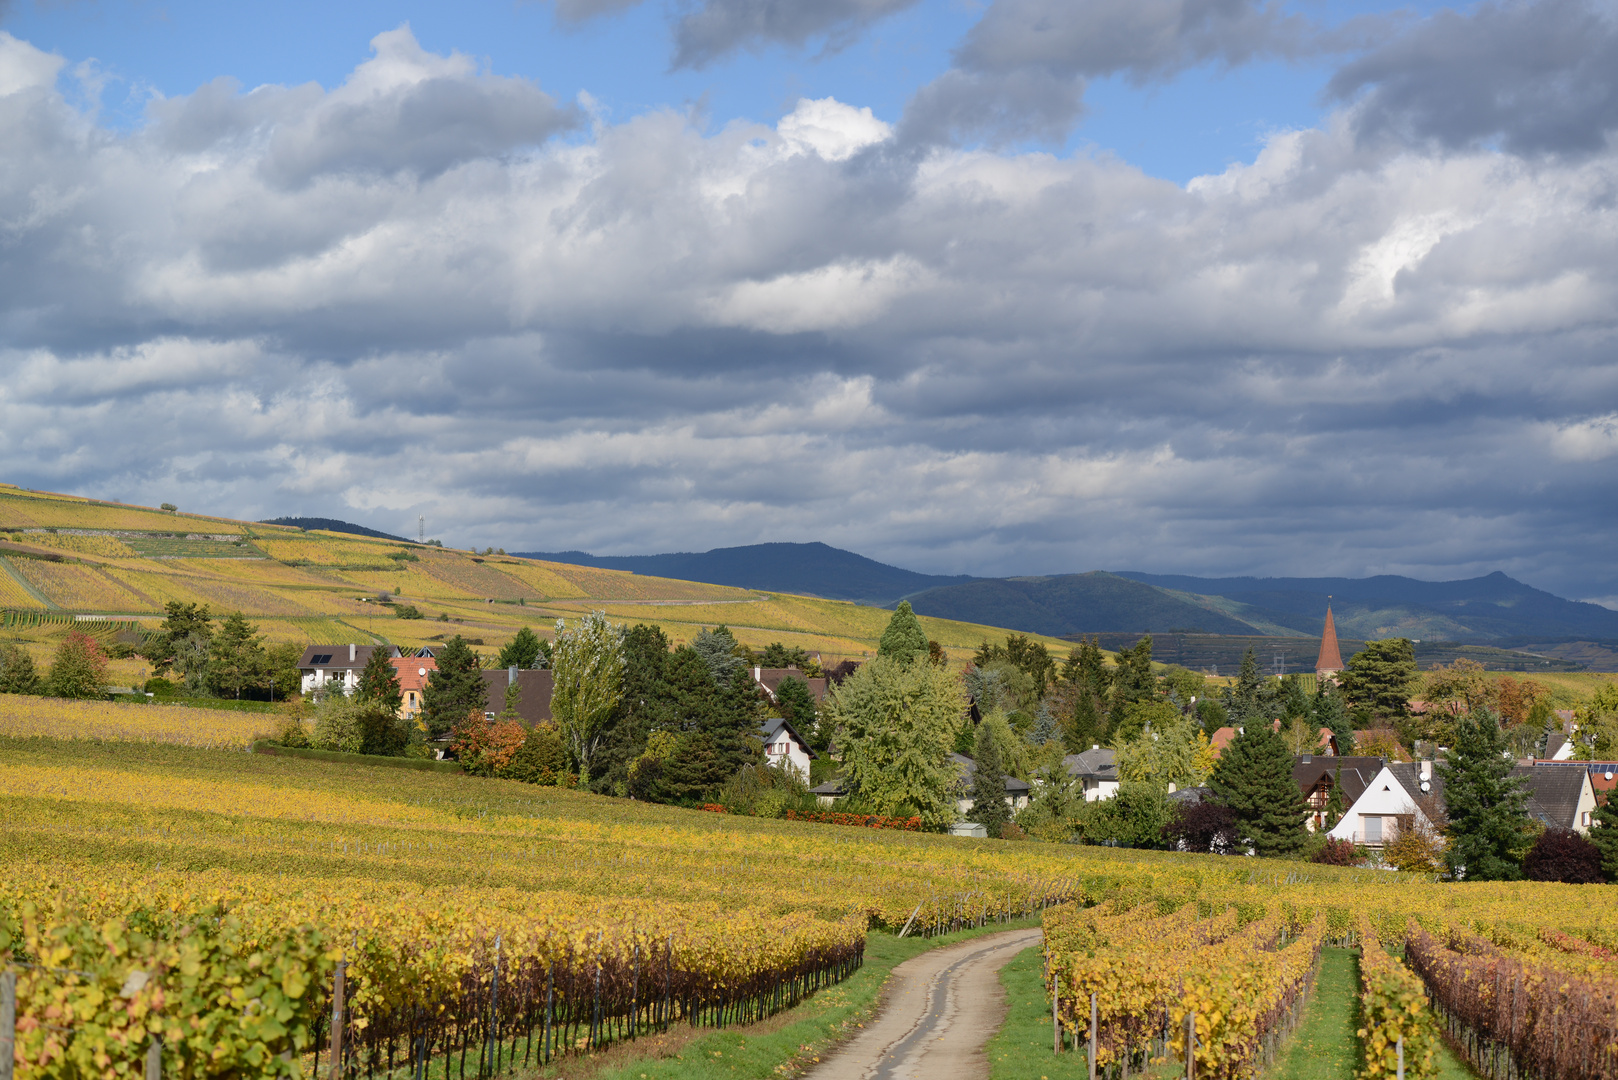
[391,657,436,694]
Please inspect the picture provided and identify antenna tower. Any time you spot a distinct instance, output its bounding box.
[418,515,425,544]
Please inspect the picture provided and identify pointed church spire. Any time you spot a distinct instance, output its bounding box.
[1315,601,1343,676]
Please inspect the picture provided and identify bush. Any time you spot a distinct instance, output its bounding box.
[1312,836,1361,866]
[1524,827,1605,883]
[998,821,1027,841]
[1163,799,1238,853]
[0,643,41,695]
[311,696,412,757]
[394,605,424,620]
[274,717,313,749]
[719,764,818,818]
[498,722,574,786]
[47,630,109,699]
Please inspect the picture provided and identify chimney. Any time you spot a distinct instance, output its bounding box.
[753,666,761,681]
[1420,759,1432,781]
[349,643,356,663]
[509,665,518,685]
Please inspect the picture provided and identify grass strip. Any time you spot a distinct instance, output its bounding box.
[550,919,1045,1080]
[249,740,464,772]
[1266,946,1359,1080]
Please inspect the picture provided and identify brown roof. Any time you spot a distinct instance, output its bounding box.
[480,668,554,725]
[1316,606,1344,673]
[1293,755,1386,804]
[751,667,829,703]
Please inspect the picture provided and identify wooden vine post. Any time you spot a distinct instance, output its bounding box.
[1088,993,1098,1080]
[1185,1011,1196,1080]
[330,958,348,1080]
[2,968,16,1080]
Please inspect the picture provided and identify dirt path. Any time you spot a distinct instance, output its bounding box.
[805,928,1041,1080]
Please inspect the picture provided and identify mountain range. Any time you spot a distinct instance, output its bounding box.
[518,540,1618,645]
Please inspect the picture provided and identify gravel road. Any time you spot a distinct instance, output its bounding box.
[803,928,1041,1080]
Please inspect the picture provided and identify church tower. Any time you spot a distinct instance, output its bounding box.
[1315,602,1344,678]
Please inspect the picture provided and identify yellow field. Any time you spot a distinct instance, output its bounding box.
[10,532,138,558]
[11,559,152,611]
[0,693,272,748]
[0,486,247,533]
[0,560,49,609]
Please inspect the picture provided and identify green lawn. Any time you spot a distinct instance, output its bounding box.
[987,945,1093,1080]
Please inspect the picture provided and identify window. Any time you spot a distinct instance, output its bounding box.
[1364,816,1383,843]
[1583,811,1592,827]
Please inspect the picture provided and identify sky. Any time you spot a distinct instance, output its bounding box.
[1,0,1616,603]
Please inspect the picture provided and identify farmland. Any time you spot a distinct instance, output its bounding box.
[3,732,1615,1080]
[0,486,1075,664]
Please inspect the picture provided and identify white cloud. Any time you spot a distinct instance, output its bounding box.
[776,97,892,162]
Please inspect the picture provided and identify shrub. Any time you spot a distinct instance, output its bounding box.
[47,630,109,700]
[394,605,424,620]
[0,643,41,695]
[312,696,411,757]
[1163,799,1238,853]
[451,714,527,776]
[499,722,574,786]
[719,764,817,818]
[1312,836,1361,866]
[998,821,1027,841]
[1524,827,1604,883]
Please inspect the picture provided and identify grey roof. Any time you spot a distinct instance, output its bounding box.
[1387,762,1446,809]
[951,752,1031,793]
[1168,786,1212,805]
[809,778,848,796]
[1063,747,1118,782]
[479,668,554,724]
[1293,755,1386,805]
[1511,764,1588,830]
[296,644,397,670]
[760,716,818,759]
[1544,731,1569,758]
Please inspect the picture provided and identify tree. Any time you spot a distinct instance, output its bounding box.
[1340,639,1418,723]
[775,675,818,741]
[0,644,40,695]
[420,636,487,740]
[357,646,403,715]
[1109,637,1155,715]
[47,630,109,700]
[208,612,266,699]
[144,602,213,675]
[968,717,1011,837]
[709,659,765,779]
[592,624,673,793]
[1443,709,1531,876]
[1313,682,1353,754]
[497,626,547,670]
[1115,715,1213,790]
[758,641,811,668]
[264,642,304,702]
[1572,683,1618,759]
[1439,708,1531,880]
[1587,797,1618,883]
[1226,648,1264,726]
[1163,799,1238,853]
[549,612,626,781]
[878,602,928,663]
[1111,698,1179,744]
[1195,698,1229,738]
[1077,781,1173,848]
[821,653,966,829]
[1209,722,1311,857]
[692,625,744,686]
[312,694,411,756]
[1322,764,1347,831]
[1523,828,1604,883]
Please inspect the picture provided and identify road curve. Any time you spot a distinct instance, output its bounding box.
[804,928,1041,1080]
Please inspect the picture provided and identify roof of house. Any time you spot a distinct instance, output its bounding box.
[1292,755,1386,804]
[1544,731,1570,759]
[1063,747,1118,782]
[760,716,818,759]
[751,667,830,703]
[1386,762,1446,810]
[952,752,1032,794]
[1168,785,1213,805]
[479,667,554,725]
[391,656,437,693]
[809,778,848,796]
[297,644,397,670]
[1316,606,1344,672]
[1511,764,1589,830]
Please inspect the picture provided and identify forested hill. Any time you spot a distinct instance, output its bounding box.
[513,542,976,605]
[902,572,1260,637]
[259,517,411,542]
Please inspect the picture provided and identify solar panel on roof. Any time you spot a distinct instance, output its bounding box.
[312,653,333,664]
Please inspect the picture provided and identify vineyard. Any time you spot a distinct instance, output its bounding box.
[3,731,1614,1080]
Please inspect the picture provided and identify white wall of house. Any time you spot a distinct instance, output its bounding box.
[1081,778,1119,802]
[1327,765,1428,848]
[956,792,1030,816]
[764,734,812,779]
[1573,772,1598,833]
[300,668,359,695]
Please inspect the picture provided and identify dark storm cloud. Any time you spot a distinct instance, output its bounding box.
[1329,0,1618,157]
[669,0,919,69]
[2,28,1618,599]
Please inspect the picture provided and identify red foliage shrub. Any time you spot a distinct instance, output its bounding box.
[1312,836,1361,865]
[784,810,922,831]
[1524,827,1604,883]
[701,803,727,814]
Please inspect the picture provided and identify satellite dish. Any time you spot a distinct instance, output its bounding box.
[418,667,427,676]
[1421,781,1431,793]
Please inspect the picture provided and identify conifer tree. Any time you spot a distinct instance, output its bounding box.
[877,601,928,663]
[207,612,266,699]
[1439,708,1531,880]
[969,718,1011,837]
[421,636,487,740]
[592,624,673,793]
[0,643,40,695]
[1226,647,1264,725]
[774,675,819,745]
[1108,636,1155,714]
[357,646,403,715]
[1313,681,1354,753]
[692,625,744,686]
[1208,722,1310,857]
[1587,797,1618,883]
[496,626,546,670]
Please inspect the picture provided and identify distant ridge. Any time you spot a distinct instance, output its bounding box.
[903,572,1261,637]
[259,517,412,543]
[513,542,976,605]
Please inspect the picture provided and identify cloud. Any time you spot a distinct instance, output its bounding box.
[1328,0,1618,156]
[2,31,1618,598]
[670,0,920,69]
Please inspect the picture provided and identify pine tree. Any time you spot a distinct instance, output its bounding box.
[710,663,765,778]
[692,626,744,686]
[1340,639,1418,723]
[1208,722,1310,857]
[209,613,268,698]
[1067,689,1105,752]
[357,647,403,715]
[1587,798,1618,883]
[496,626,546,670]
[592,624,673,793]
[774,675,819,745]
[0,643,40,695]
[1439,708,1531,880]
[969,718,1011,837]
[1313,681,1353,753]
[877,601,928,663]
[1108,637,1155,714]
[1226,648,1263,725]
[421,636,487,740]
[143,601,213,676]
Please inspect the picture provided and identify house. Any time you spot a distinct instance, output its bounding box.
[1292,755,1385,831]
[1210,721,1338,758]
[761,717,816,779]
[1063,746,1119,802]
[298,644,400,695]
[750,666,829,704]
[1327,760,1444,849]
[809,777,847,808]
[1512,763,1597,834]
[953,753,1031,816]
[478,666,555,725]
[390,657,436,720]
[1542,728,1575,761]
